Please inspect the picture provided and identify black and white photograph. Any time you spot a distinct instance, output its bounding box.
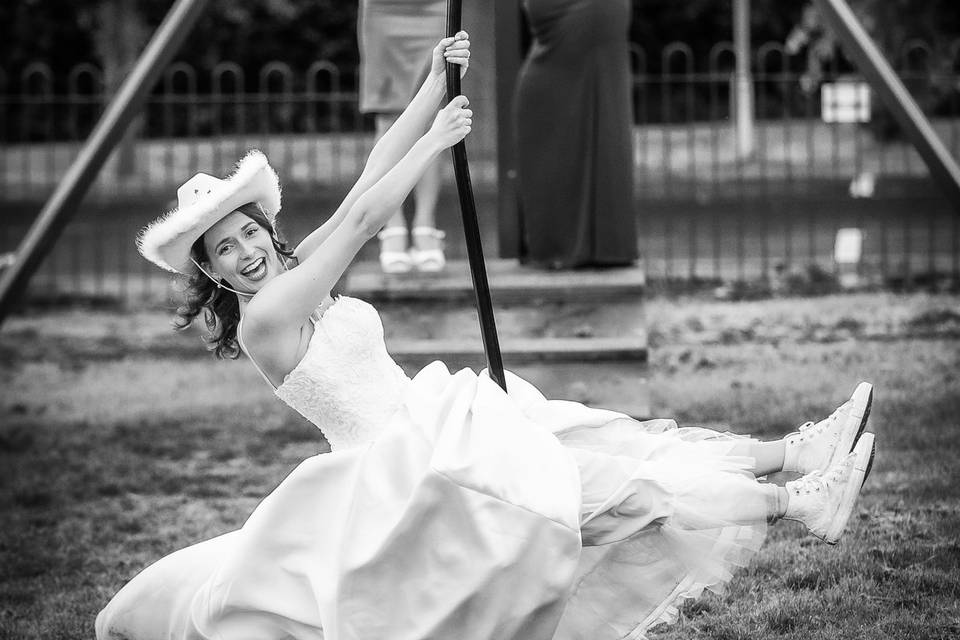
[1,1,958,638]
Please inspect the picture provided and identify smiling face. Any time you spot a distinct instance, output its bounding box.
[202,210,285,293]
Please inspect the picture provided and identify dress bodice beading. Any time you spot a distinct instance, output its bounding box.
[274,296,411,451]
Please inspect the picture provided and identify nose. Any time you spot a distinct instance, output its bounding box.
[237,238,256,258]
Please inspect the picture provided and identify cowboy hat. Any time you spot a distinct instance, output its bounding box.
[137,150,282,273]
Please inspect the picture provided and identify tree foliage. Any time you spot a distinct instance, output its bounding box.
[0,0,359,89]
[786,0,960,136]
[1,0,957,83]
[788,0,960,79]
[629,0,809,70]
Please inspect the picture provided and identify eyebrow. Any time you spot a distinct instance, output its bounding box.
[215,223,258,251]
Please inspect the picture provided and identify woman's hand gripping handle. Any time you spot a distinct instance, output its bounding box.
[428,95,473,151]
[431,30,470,79]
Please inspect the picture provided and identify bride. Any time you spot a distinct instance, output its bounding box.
[97,32,876,640]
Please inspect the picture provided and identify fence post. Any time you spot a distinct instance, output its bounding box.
[164,62,198,177]
[733,0,755,158]
[306,61,340,184]
[21,63,54,197]
[212,62,245,177]
[259,62,294,183]
[0,66,7,200]
[67,64,103,142]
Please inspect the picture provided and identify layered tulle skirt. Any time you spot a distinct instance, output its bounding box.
[97,362,770,640]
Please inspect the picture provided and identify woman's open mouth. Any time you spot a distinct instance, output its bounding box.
[240,257,267,281]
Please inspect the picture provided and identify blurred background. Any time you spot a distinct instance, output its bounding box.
[2,3,960,638]
[1,0,959,299]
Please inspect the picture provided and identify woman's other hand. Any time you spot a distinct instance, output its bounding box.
[428,95,472,149]
[430,31,470,79]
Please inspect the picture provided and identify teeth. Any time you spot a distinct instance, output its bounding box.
[242,258,264,275]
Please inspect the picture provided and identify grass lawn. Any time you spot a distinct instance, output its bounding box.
[1,292,959,639]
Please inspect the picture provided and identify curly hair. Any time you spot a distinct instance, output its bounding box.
[173,203,295,359]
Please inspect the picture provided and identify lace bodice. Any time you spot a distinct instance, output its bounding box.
[250,296,411,451]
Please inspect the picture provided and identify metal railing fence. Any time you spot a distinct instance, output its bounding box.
[2,39,958,198]
[1,39,959,298]
[627,39,960,200]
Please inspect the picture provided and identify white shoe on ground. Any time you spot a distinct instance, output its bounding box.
[783,432,876,544]
[378,227,413,274]
[410,227,446,273]
[783,382,873,474]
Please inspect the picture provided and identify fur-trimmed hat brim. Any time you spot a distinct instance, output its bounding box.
[137,150,281,273]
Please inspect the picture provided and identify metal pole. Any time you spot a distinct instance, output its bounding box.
[0,0,210,324]
[733,0,755,157]
[814,0,960,210]
[446,0,507,390]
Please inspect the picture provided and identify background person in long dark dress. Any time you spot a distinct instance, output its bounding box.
[514,0,638,269]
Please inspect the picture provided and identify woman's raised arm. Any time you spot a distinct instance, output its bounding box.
[243,95,473,345]
[292,31,471,262]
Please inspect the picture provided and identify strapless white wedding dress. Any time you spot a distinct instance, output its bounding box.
[96,296,770,640]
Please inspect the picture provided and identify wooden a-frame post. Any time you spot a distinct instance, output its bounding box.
[814,0,960,210]
[0,0,210,325]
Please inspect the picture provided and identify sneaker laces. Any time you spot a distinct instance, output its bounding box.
[791,452,853,496]
[796,400,849,440]
[790,470,826,495]
[824,451,854,483]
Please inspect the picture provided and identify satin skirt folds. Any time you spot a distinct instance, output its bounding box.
[97,362,585,640]
[98,363,770,640]
[504,372,770,639]
[557,446,770,640]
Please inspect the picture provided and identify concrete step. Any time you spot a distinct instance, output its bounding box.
[345,259,650,417]
[386,335,647,367]
[391,359,650,419]
[376,297,651,418]
[378,300,647,363]
[378,299,645,339]
[344,259,645,304]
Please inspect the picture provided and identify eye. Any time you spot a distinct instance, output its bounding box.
[245,227,258,238]
[217,243,233,256]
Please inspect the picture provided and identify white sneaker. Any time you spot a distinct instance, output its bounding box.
[783,432,875,544]
[783,382,873,474]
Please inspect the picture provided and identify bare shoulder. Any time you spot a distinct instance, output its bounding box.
[240,296,306,384]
